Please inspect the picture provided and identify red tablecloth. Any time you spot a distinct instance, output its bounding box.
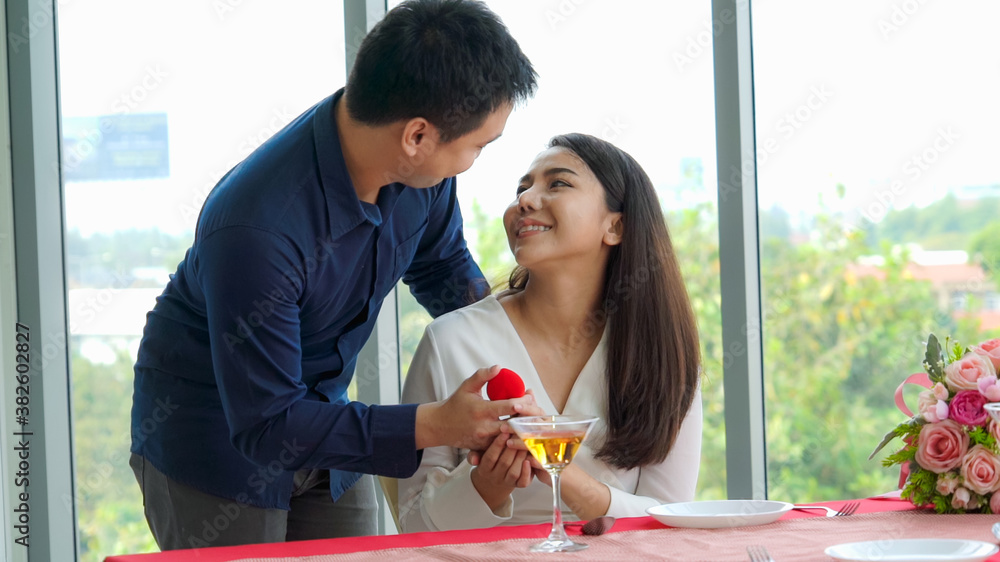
[103,496,922,562]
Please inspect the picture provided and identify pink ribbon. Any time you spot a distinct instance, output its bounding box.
[894,372,932,417]
[893,373,932,490]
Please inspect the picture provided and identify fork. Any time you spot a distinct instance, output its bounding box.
[792,501,861,517]
[746,545,775,562]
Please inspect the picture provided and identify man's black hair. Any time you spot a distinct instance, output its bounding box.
[345,0,537,142]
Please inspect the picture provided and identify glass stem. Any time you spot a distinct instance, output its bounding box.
[547,468,570,543]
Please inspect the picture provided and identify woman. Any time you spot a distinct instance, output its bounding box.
[397,133,702,532]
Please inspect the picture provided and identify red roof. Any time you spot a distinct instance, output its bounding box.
[847,262,991,288]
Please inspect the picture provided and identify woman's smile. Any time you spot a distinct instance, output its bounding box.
[514,218,553,238]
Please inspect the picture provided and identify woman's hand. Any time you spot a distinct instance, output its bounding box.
[526,457,610,520]
[525,455,551,486]
[467,388,543,467]
[469,432,533,512]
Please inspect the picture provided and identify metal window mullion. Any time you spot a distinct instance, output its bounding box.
[1,2,26,560]
[712,0,767,500]
[345,0,387,76]
[6,0,77,559]
[345,0,401,535]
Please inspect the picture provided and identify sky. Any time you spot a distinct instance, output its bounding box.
[57,0,1000,238]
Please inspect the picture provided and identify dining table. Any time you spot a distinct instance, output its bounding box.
[103,493,1000,561]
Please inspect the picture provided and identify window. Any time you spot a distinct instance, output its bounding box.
[753,0,1000,501]
[5,1,992,557]
[390,0,725,500]
[57,2,345,557]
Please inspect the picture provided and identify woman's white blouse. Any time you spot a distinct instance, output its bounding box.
[397,294,702,533]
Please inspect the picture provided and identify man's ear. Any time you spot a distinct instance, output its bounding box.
[604,213,623,246]
[401,117,439,157]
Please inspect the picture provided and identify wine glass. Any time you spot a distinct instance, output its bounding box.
[985,403,1000,424]
[507,414,599,553]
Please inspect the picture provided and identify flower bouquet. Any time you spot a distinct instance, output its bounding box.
[872,334,1000,513]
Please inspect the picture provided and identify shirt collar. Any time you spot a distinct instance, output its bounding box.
[314,88,393,237]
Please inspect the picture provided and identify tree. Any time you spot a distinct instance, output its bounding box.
[68,185,1000,555]
[872,193,1000,251]
[467,199,516,287]
[969,222,1000,273]
[72,350,157,560]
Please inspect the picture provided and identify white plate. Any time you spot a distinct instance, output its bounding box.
[825,539,999,561]
[645,500,792,529]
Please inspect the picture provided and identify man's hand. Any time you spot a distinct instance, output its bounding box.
[415,365,543,450]
[468,389,538,466]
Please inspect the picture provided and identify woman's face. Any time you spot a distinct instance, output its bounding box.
[503,146,622,271]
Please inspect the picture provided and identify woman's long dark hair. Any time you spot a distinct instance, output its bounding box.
[507,133,701,469]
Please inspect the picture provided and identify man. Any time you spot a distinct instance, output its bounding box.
[130,0,539,549]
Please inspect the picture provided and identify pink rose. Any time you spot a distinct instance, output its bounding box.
[919,390,950,423]
[916,419,969,473]
[992,490,1000,514]
[936,401,950,422]
[945,353,997,392]
[932,382,949,401]
[974,338,1000,371]
[978,377,1000,401]
[918,390,937,417]
[961,444,1000,494]
[950,390,989,426]
[952,486,972,509]
[936,472,960,495]
[991,420,1000,445]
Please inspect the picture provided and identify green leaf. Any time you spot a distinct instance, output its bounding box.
[869,415,925,460]
[932,495,954,513]
[924,334,945,382]
[951,341,966,363]
[881,447,916,467]
[970,426,996,449]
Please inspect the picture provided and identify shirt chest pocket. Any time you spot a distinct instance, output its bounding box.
[392,224,426,280]
[371,224,426,300]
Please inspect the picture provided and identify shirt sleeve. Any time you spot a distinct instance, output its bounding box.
[198,225,420,477]
[396,327,514,532]
[401,177,488,317]
[604,388,703,517]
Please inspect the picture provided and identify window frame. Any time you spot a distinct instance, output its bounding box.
[0,0,764,555]
[3,0,78,560]
[711,0,767,500]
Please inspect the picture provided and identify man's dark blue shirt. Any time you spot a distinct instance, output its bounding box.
[131,89,486,509]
